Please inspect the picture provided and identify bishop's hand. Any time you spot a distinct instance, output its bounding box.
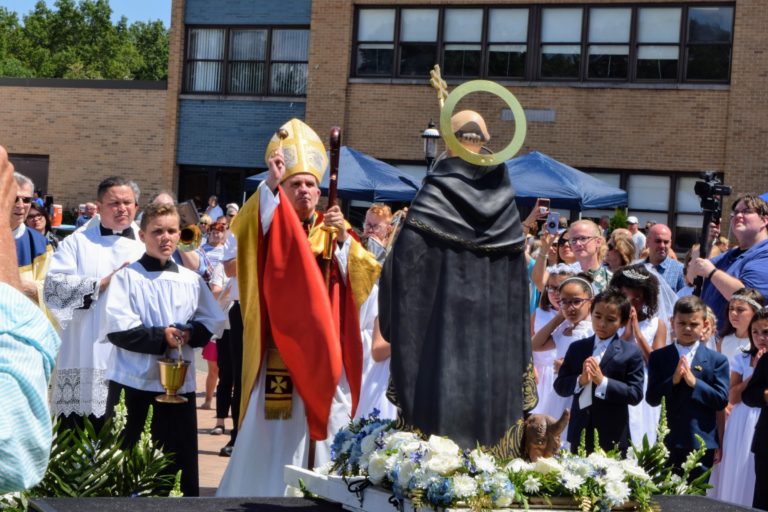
[324,205,348,243]
[266,147,286,192]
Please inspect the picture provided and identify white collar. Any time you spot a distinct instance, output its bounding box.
[12,223,26,239]
[675,340,700,356]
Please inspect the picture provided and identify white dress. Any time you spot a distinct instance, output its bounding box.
[628,317,661,447]
[709,352,759,506]
[551,319,594,420]
[44,222,145,418]
[719,334,749,362]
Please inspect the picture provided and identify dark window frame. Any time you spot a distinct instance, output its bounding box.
[183,25,310,97]
[351,3,734,85]
[584,168,726,252]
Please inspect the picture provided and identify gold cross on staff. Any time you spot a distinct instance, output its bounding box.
[430,65,449,108]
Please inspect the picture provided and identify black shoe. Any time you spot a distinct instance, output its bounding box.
[219,445,233,457]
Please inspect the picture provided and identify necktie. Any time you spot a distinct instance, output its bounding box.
[579,339,609,409]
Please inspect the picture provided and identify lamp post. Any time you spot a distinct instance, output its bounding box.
[421,119,440,173]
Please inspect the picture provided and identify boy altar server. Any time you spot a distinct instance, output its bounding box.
[100,203,226,496]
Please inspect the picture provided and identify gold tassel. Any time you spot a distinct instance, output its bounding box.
[264,349,293,420]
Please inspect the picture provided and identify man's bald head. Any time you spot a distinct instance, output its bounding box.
[647,223,673,264]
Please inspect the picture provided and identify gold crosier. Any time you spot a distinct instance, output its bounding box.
[430,65,528,166]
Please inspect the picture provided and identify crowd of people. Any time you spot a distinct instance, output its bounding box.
[3,120,768,511]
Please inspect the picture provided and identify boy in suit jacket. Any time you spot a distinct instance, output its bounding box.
[647,295,729,481]
[742,308,768,511]
[554,288,644,454]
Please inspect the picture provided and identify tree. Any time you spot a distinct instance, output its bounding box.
[0,0,168,80]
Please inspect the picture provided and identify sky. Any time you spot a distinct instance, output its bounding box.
[2,0,171,27]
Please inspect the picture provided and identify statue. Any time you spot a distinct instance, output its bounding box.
[379,66,537,455]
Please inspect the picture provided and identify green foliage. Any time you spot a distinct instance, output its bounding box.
[609,207,628,233]
[632,398,712,497]
[0,0,168,80]
[0,391,180,511]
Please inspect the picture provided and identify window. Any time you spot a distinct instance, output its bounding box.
[399,9,439,77]
[587,8,631,79]
[540,8,582,79]
[585,170,720,252]
[487,9,528,78]
[443,9,483,77]
[636,8,681,80]
[356,9,395,76]
[351,4,734,84]
[184,26,310,96]
[686,6,734,81]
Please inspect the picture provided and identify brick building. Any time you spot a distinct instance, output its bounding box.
[2,0,767,247]
[0,79,169,210]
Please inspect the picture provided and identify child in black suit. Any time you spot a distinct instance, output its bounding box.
[554,288,644,454]
[646,295,729,481]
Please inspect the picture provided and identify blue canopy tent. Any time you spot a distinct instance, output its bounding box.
[245,146,420,203]
[761,192,768,202]
[506,151,627,210]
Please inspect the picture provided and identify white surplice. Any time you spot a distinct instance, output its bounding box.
[44,222,145,418]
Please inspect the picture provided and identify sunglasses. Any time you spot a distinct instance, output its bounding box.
[26,214,44,220]
[16,196,33,204]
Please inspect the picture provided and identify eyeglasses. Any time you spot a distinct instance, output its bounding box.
[26,214,44,221]
[16,196,33,204]
[557,239,570,246]
[568,236,597,246]
[730,208,758,217]
[544,285,559,293]
[364,222,386,232]
[560,298,591,308]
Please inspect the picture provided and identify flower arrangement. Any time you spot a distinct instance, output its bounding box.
[322,403,710,512]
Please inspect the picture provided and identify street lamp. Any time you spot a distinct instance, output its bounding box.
[421,119,441,173]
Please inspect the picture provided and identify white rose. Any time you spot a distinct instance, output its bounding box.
[469,449,497,474]
[367,452,389,484]
[452,474,478,498]
[533,457,562,474]
[425,453,463,475]
[427,435,461,455]
[384,431,420,450]
[494,493,514,508]
[397,459,418,488]
[620,460,650,481]
[506,458,533,473]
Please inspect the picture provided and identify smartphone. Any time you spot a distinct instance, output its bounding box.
[537,198,550,216]
[545,212,561,235]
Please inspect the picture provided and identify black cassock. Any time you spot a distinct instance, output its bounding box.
[379,156,537,450]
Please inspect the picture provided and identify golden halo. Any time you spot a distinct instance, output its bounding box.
[440,80,527,166]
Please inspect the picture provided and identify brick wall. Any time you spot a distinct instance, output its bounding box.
[177,99,306,168]
[306,0,768,200]
[0,83,168,210]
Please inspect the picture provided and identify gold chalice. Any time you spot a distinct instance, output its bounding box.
[156,346,191,404]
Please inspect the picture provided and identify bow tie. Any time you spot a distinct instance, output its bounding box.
[100,224,136,240]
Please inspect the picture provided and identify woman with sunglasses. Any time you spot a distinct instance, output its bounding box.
[25,202,61,250]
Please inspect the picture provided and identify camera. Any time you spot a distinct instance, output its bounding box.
[545,212,560,235]
[694,171,732,215]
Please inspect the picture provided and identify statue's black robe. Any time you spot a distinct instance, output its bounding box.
[379,156,536,450]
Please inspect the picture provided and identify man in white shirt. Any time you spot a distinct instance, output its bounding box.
[44,176,145,431]
[627,216,646,259]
